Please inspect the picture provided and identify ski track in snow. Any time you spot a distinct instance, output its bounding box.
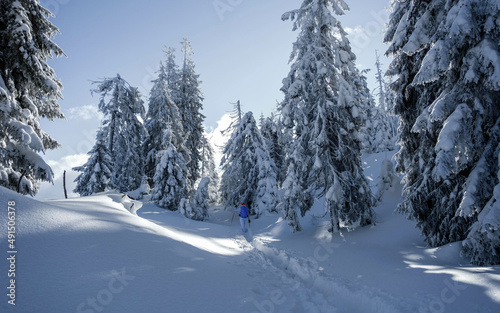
[229,230,415,313]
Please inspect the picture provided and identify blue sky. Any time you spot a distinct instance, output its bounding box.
[37,0,392,199]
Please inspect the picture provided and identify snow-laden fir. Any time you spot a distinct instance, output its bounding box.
[152,130,189,211]
[279,0,375,232]
[220,111,279,217]
[176,39,205,194]
[198,135,221,205]
[80,74,147,194]
[259,113,287,188]
[385,0,500,265]
[73,130,113,196]
[180,176,210,221]
[143,60,185,191]
[0,0,65,195]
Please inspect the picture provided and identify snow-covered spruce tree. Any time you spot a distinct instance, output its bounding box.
[463,122,500,265]
[92,74,147,193]
[279,0,374,232]
[200,135,220,205]
[374,51,398,145]
[143,62,187,188]
[384,76,399,142]
[163,47,180,102]
[152,129,188,210]
[0,0,65,195]
[177,38,205,194]
[364,99,395,154]
[221,100,244,137]
[360,69,394,154]
[180,177,210,221]
[73,129,113,196]
[280,160,305,232]
[220,112,278,217]
[374,51,386,112]
[385,0,500,262]
[260,113,286,188]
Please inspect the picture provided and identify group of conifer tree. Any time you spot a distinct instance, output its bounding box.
[72,40,217,221]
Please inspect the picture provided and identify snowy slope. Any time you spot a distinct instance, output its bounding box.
[0,189,263,313]
[0,153,499,313]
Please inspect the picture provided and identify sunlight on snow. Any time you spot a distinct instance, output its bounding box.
[404,261,500,303]
[154,225,245,256]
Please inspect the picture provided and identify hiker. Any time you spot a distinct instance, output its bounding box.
[239,203,250,233]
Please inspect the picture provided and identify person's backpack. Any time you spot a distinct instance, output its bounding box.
[239,204,248,218]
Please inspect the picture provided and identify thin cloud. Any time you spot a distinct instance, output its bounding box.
[67,104,103,121]
[345,25,367,37]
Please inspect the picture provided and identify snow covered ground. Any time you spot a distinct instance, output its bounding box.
[1,153,499,313]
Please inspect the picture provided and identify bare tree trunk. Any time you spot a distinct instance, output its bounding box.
[17,171,26,193]
[329,202,340,233]
[63,170,68,199]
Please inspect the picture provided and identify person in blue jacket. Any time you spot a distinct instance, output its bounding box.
[239,203,250,233]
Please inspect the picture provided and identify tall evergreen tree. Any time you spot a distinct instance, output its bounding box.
[73,129,113,196]
[180,177,210,221]
[92,74,147,192]
[221,100,244,136]
[279,0,374,232]
[177,38,205,194]
[163,47,180,104]
[374,52,398,146]
[220,112,278,217]
[363,103,395,154]
[0,0,65,195]
[374,51,386,112]
[383,76,399,142]
[363,68,395,154]
[385,0,500,264]
[280,159,305,232]
[200,134,220,205]
[152,129,188,210]
[143,62,186,188]
[260,113,286,188]
[462,120,500,265]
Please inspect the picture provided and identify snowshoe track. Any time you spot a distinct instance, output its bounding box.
[234,234,417,313]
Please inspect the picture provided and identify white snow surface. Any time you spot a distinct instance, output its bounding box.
[1,152,499,313]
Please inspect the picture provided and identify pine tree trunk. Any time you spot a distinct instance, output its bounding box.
[329,204,340,233]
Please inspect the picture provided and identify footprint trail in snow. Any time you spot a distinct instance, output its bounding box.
[233,233,417,313]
